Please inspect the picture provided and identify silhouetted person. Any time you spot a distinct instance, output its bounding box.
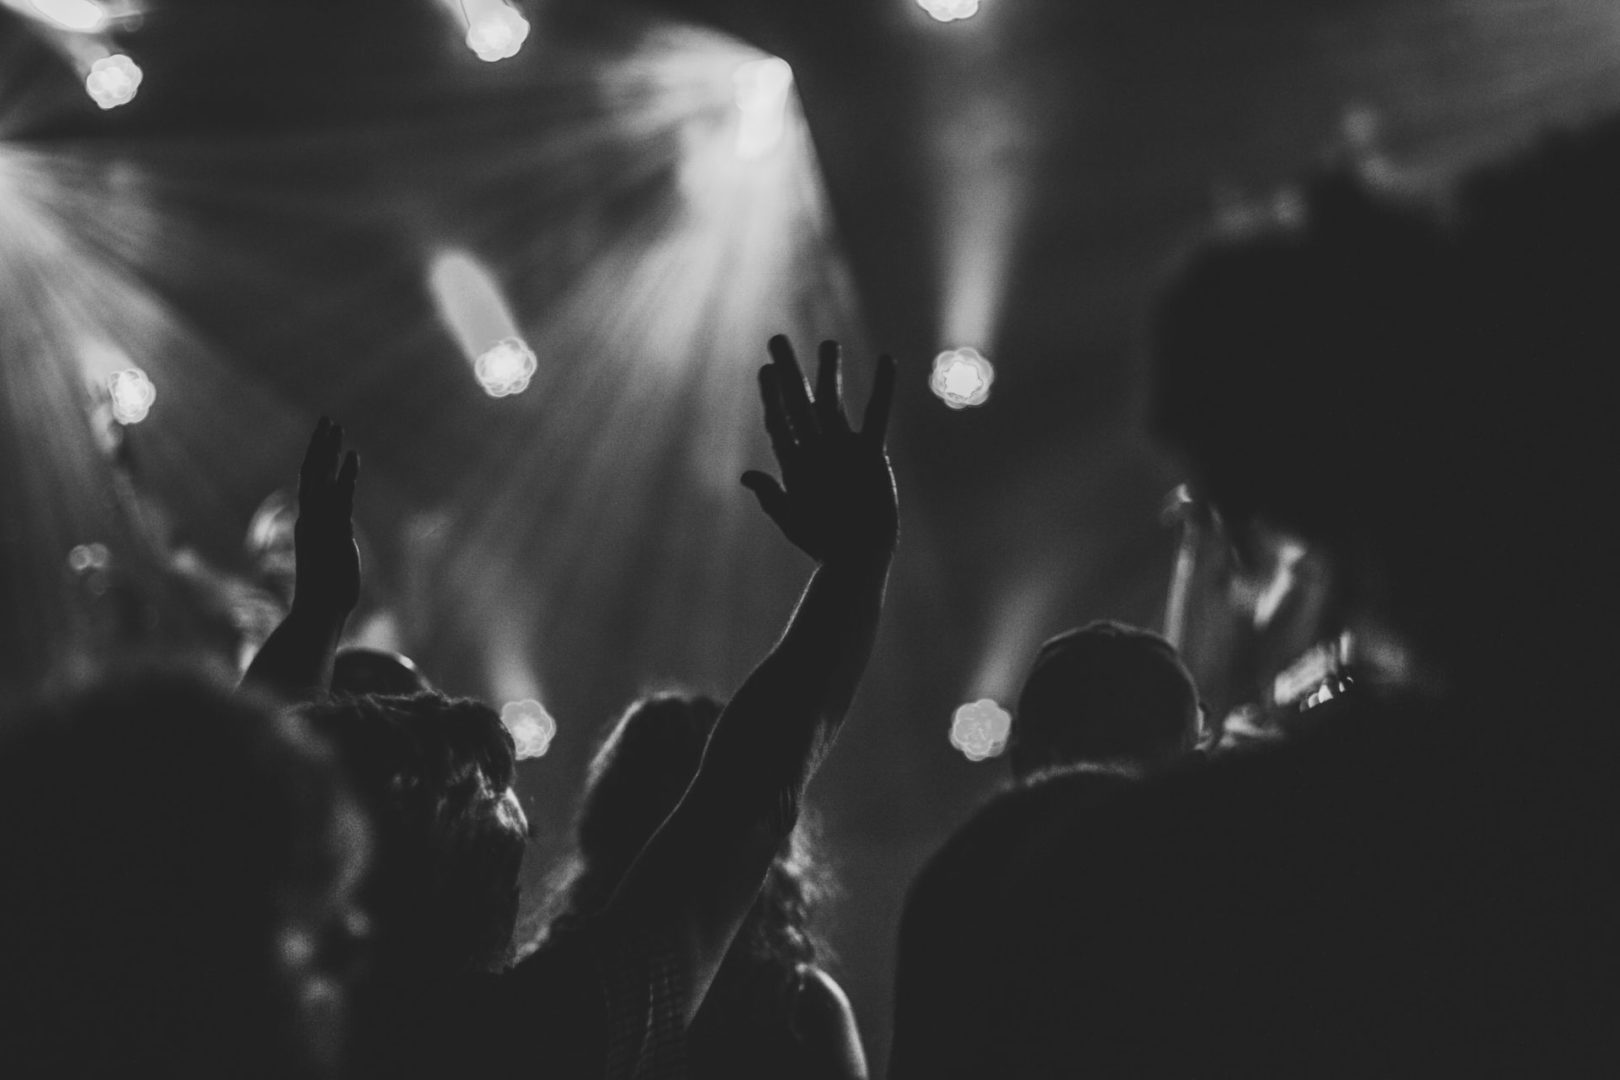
[280,336,898,1078]
[549,692,868,1080]
[923,125,1619,1076]
[889,622,1200,1079]
[0,668,367,1080]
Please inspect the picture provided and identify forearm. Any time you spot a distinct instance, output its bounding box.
[239,604,347,702]
[609,551,890,1020]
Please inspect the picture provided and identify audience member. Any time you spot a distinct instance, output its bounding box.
[889,622,1199,1079]
[548,691,868,1080]
[911,125,1618,1076]
[276,335,896,1078]
[0,668,367,1080]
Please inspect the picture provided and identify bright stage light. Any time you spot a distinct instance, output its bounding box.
[929,346,993,408]
[85,54,142,110]
[918,0,980,22]
[107,367,155,424]
[28,0,107,32]
[475,336,537,397]
[500,698,557,760]
[949,698,1012,762]
[733,57,793,160]
[463,0,530,62]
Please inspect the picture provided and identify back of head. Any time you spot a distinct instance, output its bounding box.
[569,692,724,914]
[331,648,433,697]
[300,691,525,982]
[1009,622,1200,779]
[0,667,356,1079]
[1152,143,1615,691]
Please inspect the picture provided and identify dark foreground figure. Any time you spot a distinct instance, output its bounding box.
[889,122,1619,1076]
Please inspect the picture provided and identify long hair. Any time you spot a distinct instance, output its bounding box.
[545,692,829,999]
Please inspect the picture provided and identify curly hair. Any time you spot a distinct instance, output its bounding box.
[300,691,527,981]
[545,692,829,1002]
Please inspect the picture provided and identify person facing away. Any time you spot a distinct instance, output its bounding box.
[888,621,1200,1080]
[253,334,899,1078]
[923,122,1620,1077]
[546,692,869,1080]
[0,667,368,1080]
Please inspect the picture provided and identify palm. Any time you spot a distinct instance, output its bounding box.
[293,417,361,617]
[742,336,898,565]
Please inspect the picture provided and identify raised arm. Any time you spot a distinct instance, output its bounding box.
[241,417,360,701]
[609,335,898,1023]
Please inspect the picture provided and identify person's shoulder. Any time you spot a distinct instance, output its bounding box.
[790,965,868,1079]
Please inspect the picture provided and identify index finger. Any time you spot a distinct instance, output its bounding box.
[861,354,896,444]
[299,417,332,499]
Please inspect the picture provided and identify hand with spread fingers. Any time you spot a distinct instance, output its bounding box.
[741,336,898,568]
[293,416,361,619]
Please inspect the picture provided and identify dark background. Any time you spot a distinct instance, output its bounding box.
[4,0,1619,1068]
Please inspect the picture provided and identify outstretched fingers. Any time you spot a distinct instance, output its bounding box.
[861,354,896,445]
[299,417,332,502]
[815,339,848,431]
[758,366,798,469]
[767,334,817,441]
[336,450,360,519]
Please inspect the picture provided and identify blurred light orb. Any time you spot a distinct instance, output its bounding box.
[67,542,111,574]
[29,0,107,32]
[465,2,529,62]
[85,54,142,110]
[918,0,980,22]
[475,337,537,397]
[501,699,557,760]
[949,699,1012,762]
[107,367,156,424]
[733,56,794,160]
[930,347,993,408]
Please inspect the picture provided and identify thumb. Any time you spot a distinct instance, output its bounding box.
[741,471,792,530]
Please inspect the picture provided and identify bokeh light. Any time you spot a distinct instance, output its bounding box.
[929,346,993,408]
[501,698,557,760]
[463,0,530,62]
[28,0,107,32]
[475,336,537,397]
[85,54,142,110]
[733,57,794,160]
[918,0,980,23]
[107,367,155,424]
[949,698,1012,761]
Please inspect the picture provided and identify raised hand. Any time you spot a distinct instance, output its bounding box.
[741,336,898,567]
[293,417,361,618]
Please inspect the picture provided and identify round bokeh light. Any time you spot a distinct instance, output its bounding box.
[929,347,994,409]
[949,698,1012,761]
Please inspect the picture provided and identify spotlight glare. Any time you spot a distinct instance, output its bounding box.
[500,699,557,760]
[85,54,142,110]
[949,699,1012,762]
[918,0,981,22]
[464,1,530,62]
[733,56,794,160]
[475,337,537,397]
[107,367,155,424]
[29,0,107,32]
[929,346,994,409]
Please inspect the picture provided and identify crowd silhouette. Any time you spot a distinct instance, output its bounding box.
[3,106,1617,1078]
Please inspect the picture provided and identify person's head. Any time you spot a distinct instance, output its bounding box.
[300,692,528,983]
[556,692,822,978]
[331,648,433,697]
[0,667,366,1079]
[1008,622,1200,779]
[1149,145,1613,692]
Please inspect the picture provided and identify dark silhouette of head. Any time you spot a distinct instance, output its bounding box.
[0,667,365,1080]
[553,692,822,987]
[331,647,433,697]
[1008,621,1200,779]
[1150,137,1616,690]
[299,692,529,984]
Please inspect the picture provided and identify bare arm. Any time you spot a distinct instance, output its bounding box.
[241,418,360,701]
[608,336,898,1024]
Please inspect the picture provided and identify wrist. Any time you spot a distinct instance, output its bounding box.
[288,594,354,628]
